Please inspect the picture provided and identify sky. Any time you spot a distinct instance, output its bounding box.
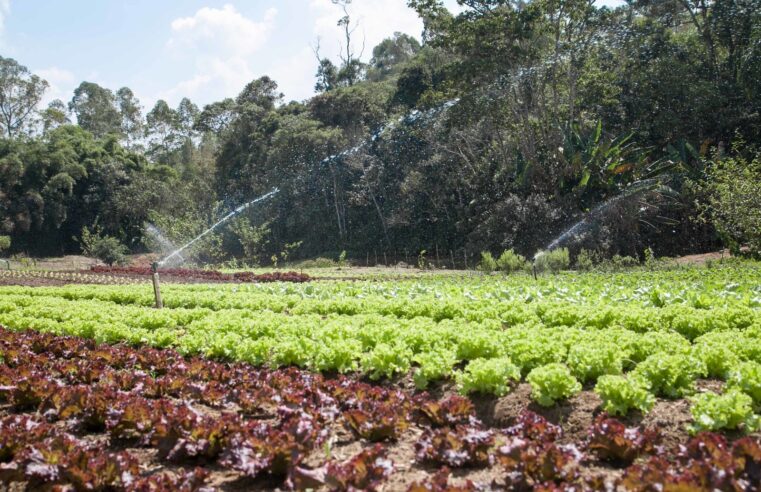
[0,0,624,111]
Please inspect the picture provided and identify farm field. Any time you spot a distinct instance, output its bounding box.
[2,262,761,490]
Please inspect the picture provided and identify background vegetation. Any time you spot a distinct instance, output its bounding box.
[1,0,760,264]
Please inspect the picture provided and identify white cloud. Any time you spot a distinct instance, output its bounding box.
[309,0,423,62]
[35,66,76,106]
[168,4,277,57]
[267,47,318,103]
[162,4,277,104]
[0,0,10,47]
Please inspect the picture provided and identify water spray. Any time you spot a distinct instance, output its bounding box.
[528,178,670,281]
[158,188,279,268]
[149,188,279,309]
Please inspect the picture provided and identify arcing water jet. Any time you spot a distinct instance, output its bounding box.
[158,188,279,268]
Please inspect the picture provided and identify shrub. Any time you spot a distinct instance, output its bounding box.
[595,375,655,416]
[574,248,599,271]
[477,251,497,273]
[230,218,270,264]
[456,357,521,396]
[610,255,640,270]
[534,248,570,273]
[0,236,10,254]
[526,363,581,406]
[496,249,528,274]
[79,227,128,266]
[690,389,759,433]
[699,154,761,257]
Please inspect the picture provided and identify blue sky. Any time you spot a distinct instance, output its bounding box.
[1,0,624,110]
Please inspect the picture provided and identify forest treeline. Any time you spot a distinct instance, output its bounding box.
[1,0,760,264]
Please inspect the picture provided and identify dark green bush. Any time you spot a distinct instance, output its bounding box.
[79,227,128,266]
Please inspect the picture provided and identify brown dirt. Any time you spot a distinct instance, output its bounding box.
[673,249,732,265]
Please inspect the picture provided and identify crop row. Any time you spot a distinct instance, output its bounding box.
[1,290,761,426]
[2,283,760,336]
[89,266,311,283]
[3,327,761,491]
[0,269,142,285]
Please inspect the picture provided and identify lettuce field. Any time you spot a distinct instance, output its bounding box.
[2,264,761,490]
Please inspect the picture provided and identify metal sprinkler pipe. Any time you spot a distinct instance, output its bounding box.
[151,262,163,309]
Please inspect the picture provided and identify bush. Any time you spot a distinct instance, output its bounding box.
[526,363,581,406]
[700,154,761,257]
[496,249,528,273]
[79,227,129,266]
[0,236,9,255]
[230,218,270,264]
[534,248,570,273]
[575,248,599,271]
[477,251,497,273]
[610,255,640,270]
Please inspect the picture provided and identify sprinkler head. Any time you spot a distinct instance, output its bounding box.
[151,262,159,273]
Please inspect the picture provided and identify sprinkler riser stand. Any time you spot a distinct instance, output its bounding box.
[151,262,163,309]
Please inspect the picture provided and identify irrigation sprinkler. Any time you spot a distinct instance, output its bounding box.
[151,262,163,309]
[147,188,279,309]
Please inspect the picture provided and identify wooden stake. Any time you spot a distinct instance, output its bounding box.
[151,263,163,309]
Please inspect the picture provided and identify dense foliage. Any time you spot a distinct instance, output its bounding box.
[2,0,760,261]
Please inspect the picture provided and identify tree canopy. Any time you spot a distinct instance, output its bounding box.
[1,0,760,262]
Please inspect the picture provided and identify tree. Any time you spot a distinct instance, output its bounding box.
[0,57,49,138]
[367,32,421,81]
[69,82,122,138]
[40,99,70,133]
[194,99,237,134]
[312,0,367,91]
[115,87,143,144]
[145,100,180,159]
[176,98,200,139]
[314,57,339,93]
